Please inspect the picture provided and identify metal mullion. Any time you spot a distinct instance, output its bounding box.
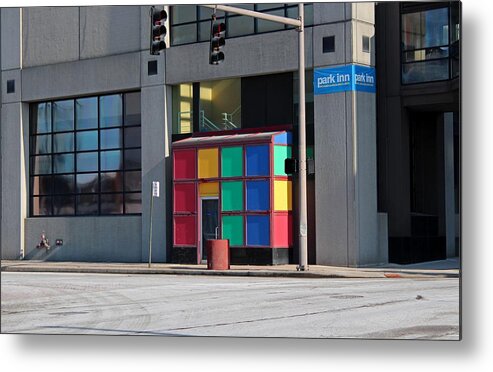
[402,56,449,65]
[122,93,127,214]
[50,101,54,215]
[98,95,101,215]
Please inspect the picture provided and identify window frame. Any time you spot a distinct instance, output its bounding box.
[29,91,142,217]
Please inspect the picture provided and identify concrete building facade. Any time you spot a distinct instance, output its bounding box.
[0,2,460,266]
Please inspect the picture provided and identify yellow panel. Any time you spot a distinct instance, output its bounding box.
[199,182,219,197]
[198,148,218,179]
[274,180,292,211]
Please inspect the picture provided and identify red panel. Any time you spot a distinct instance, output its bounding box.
[273,213,293,248]
[174,215,196,245]
[174,183,196,213]
[174,149,196,180]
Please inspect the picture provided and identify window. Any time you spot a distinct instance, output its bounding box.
[170,4,314,46]
[172,72,297,137]
[172,79,241,134]
[401,3,460,84]
[30,92,142,216]
[323,36,335,53]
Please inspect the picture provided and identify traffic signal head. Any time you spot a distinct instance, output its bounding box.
[150,7,167,55]
[284,158,298,175]
[210,21,226,65]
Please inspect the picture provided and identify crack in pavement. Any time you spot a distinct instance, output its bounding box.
[162,298,412,332]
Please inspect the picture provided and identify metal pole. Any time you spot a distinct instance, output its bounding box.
[148,185,154,268]
[202,4,301,28]
[297,3,308,271]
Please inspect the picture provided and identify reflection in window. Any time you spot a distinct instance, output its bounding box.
[125,92,141,126]
[53,195,75,216]
[76,97,98,130]
[101,150,123,171]
[101,194,124,214]
[100,94,122,128]
[33,102,52,134]
[100,128,122,150]
[31,134,51,155]
[32,196,52,216]
[31,176,52,196]
[401,4,460,84]
[76,173,99,193]
[30,92,142,216]
[53,133,74,153]
[77,152,98,172]
[53,100,74,132]
[53,154,74,174]
[77,130,98,151]
[54,175,74,194]
[101,172,123,193]
[77,194,99,215]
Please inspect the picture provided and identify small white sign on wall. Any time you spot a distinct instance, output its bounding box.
[152,181,160,198]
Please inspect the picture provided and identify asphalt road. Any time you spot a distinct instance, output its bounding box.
[0,272,460,339]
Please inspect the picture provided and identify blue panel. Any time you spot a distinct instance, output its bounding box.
[314,64,376,95]
[246,144,270,176]
[247,215,270,246]
[246,180,270,211]
[273,132,292,145]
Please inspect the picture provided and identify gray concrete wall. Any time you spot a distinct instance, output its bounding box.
[165,27,314,84]
[22,51,141,102]
[141,51,168,263]
[23,216,142,262]
[1,102,27,259]
[1,8,21,70]
[354,91,379,265]
[314,91,350,266]
[79,6,141,60]
[22,7,80,68]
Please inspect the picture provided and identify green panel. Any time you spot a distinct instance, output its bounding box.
[221,181,243,211]
[221,146,243,177]
[222,215,244,246]
[274,145,292,176]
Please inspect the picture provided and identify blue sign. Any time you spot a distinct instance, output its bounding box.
[314,64,376,95]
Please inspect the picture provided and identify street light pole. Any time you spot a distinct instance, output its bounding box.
[297,3,308,271]
[202,3,308,270]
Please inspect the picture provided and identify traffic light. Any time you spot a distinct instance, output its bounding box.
[284,158,298,175]
[209,19,226,65]
[150,6,167,55]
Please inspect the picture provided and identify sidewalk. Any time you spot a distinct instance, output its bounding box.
[0,258,459,279]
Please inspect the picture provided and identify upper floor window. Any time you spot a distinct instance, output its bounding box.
[30,92,142,216]
[401,2,460,84]
[170,3,313,46]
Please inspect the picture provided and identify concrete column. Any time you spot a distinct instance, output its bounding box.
[1,102,28,259]
[354,91,379,265]
[1,8,26,260]
[444,112,456,258]
[140,48,168,263]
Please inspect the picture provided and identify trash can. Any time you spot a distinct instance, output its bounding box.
[207,239,230,270]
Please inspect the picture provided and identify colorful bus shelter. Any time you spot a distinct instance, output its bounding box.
[172,131,293,265]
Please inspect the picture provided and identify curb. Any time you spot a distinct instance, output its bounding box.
[1,265,459,279]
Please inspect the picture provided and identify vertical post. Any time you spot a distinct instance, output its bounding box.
[297,3,308,271]
[148,183,154,268]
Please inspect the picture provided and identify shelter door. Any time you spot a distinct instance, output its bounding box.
[200,197,219,262]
